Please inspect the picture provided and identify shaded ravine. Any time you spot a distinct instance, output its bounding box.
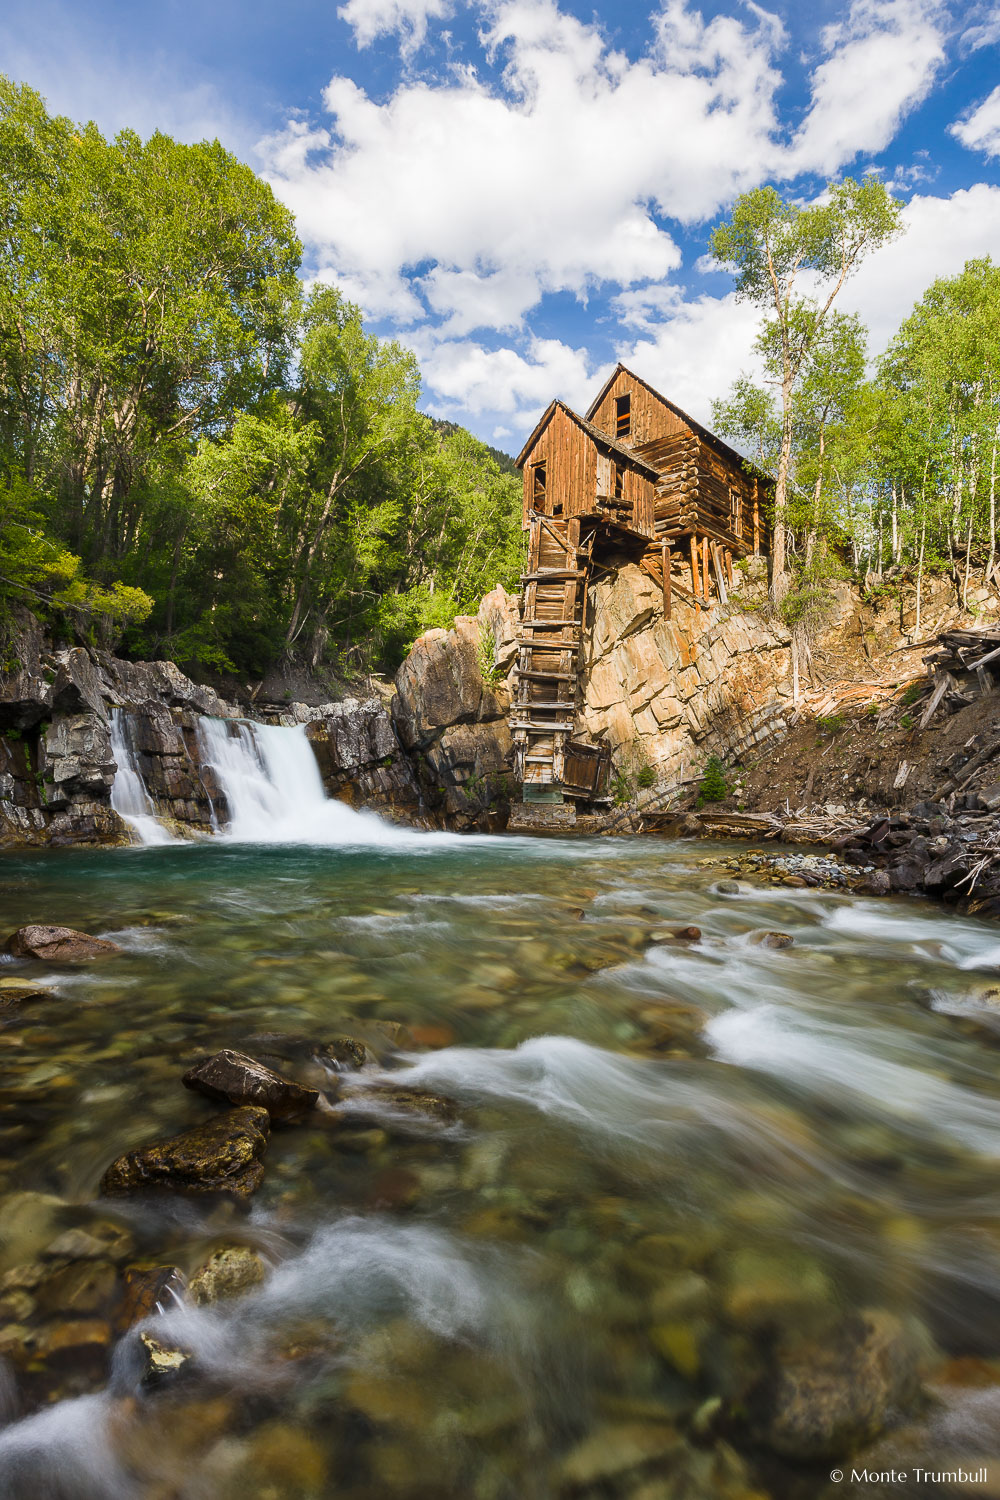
[1,833,999,1498]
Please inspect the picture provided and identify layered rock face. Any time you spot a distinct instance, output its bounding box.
[578,559,797,783]
[389,588,517,829]
[0,614,236,846]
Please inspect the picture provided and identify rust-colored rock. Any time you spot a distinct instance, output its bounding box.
[115,1264,188,1332]
[183,1049,319,1119]
[5,925,122,962]
[100,1106,270,1201]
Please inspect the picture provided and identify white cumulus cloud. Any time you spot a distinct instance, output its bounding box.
[950,86,1000,159]
[337,0,453,53]
[785,0,947,175]
[259,0,784,332]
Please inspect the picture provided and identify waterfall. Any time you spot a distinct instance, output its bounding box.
[195,718,409,845]
[109,710,174,846]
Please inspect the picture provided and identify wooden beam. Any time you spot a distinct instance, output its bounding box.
[724,549,734,588]
[711,542,729,606]
[661,542,672,622]
[752,479,760,555]
[689,536,701,600]
[702,536,711,601]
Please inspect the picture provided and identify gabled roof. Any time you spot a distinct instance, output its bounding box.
[584,363,772,485]
[515,399,660,478]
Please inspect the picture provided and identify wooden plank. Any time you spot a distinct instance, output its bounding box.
[689,535,701,602]
[918,671,952,729]
[661,542,671,621]
[711,542,729,606]
[521,569,587,581]
[702,536,710,601]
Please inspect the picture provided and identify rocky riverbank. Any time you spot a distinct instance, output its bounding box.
[0,591,518,845]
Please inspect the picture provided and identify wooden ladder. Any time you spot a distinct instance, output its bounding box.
[511,515,590,790]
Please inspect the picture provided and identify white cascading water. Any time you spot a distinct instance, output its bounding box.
[109,709,174,846]
[195,717,409,845]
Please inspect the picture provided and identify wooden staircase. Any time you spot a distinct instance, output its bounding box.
[511,514,591,792]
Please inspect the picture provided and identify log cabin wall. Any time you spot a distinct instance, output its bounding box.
[521,405,597,528]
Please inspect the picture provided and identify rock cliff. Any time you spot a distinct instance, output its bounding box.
[0,592,518,846]
[577,556,796,785]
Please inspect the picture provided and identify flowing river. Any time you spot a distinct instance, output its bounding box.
[2,724,1000,1499]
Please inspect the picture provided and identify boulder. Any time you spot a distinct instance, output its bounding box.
[392,616,505,752]
[750,931,794,949]
[139,1331,194,1389]
[100,1106,270,1201]
[760,1308,924,1460]
[182,1049,319,1119]
[189,1244,267,1305]
[115,1265,187,1332]
[5,925,122,962]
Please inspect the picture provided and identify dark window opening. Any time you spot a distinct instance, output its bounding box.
[531,462,547,511]
[615,393,631,438]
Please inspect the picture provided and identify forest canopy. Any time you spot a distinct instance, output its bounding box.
[0,78,524,678]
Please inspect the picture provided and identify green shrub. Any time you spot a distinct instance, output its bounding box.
[900,682,925,706]
[817,714,845,734]
[636,764,657,790]
[697,755,728,806]
[611,771,633,806]
[900,713,914,729]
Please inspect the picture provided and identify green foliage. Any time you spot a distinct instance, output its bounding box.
[0,79,524,677]
[711,177,903,597]
[817,714,846,734]
[900,713,915,730]
[476,624,502,686]
[697,756,729,806]
[900,682,925,705]
[636,764,657,790]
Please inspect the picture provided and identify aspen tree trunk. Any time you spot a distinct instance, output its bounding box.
[986,432,997,585]
[915,513,926,639]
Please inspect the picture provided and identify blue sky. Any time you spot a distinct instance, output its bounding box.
[4,0,1000,451]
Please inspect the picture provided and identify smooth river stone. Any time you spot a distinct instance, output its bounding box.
[4,925,122,962]
[100,1106,270,1201]
[183,1050,319,1119]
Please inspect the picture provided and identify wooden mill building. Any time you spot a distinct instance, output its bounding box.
[511,364,772,804]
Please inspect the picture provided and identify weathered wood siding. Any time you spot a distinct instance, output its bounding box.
[521,406,656,536]
[521,405,597,527]
[589,369,688,447]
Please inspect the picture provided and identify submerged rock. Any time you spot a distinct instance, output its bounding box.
[0,976,55,1006]
[5,925,122,962]
[183,1050,319,1120]
[189,1244,267,1305]
[35,1259,117,1317]
[750,931,794,949]
[100,1107,270,1201]
[340,1086,458,1128]
[760,1307,925,1460]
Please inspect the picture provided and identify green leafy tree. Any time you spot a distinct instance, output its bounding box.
[710,177,902,599]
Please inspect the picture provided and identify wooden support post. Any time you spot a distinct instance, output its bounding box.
[661,543,672,621]
[752,479,760,556]
[724,549,734,588]
[711,543,729,606]
[702,536,711,600]
[689,536,700,600]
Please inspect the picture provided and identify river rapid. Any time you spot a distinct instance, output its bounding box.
[2,824,1000,1499]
